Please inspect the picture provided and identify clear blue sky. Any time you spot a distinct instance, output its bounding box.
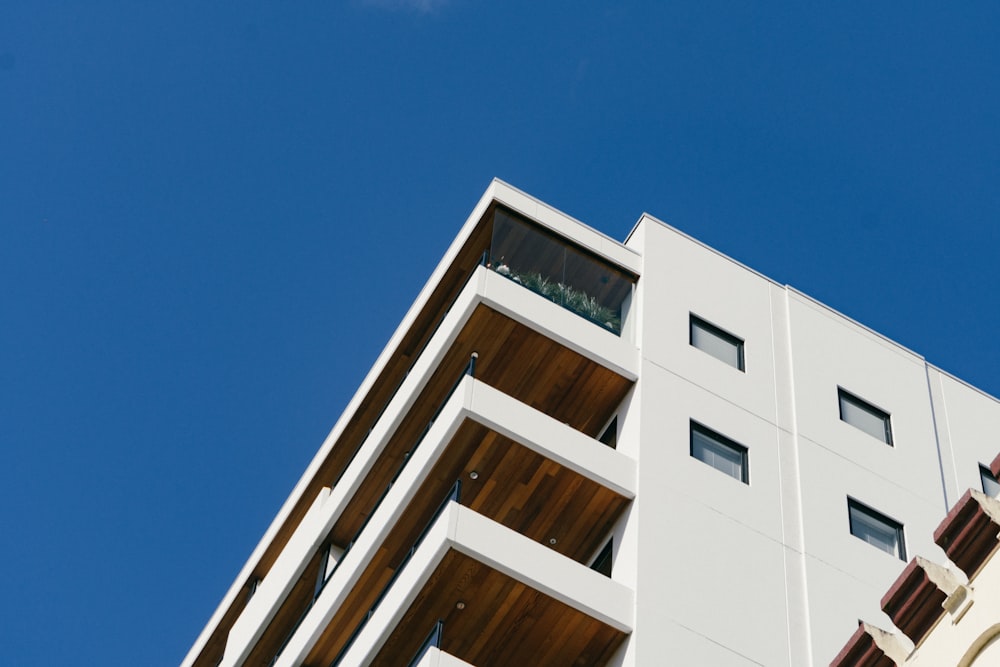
[2,2,998,664]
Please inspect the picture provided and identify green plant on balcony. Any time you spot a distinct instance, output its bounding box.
[492,264,621,332]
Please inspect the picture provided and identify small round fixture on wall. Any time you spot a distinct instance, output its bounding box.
[549,537,557,545]
[456,601,466,610]
[469,471,479,480]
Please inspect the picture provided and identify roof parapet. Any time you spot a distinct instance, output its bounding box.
[933,489,1000,578]
[880,556,964,645]
[829,622,910,667]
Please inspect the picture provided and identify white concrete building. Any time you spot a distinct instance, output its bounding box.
[183,181,1000,667]
[831,454,1000,667]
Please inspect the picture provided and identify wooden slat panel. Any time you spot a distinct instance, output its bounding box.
[193,203,638,667]
[190,208,498,667]
[300,420,629,665]
[242,549,324,667]
[331,304,633,547]
[368,550,627,667]
[192,588,250,667]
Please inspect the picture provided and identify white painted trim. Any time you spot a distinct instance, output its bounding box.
[220,487,330,666]
[260,374,634,665]
[489,179,642,274]
[628,211,936,365]
[320,503,634,667]
[183,185,642,667]
[479,269,639,381]
[182,254,639,667]
[180,189,492,666]
[270,378,474,667]
[467,380,636,498]
[412,647,478,667]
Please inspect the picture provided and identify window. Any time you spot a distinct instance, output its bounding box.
[690,422,749,483]
[314,543,343,596]
[590,538,613,577]
[598,416,618,449]
[245,577,261,603]
[690,314,745,371]
[981,465,1000,497]
[848,498,905,560]
[838,389,892,445]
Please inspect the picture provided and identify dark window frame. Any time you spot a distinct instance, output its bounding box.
[245,577,261,603]
[838,388,893,446]
[689,314,745,371]
[598,415,618,449]
[590,538,613,577]
[690,421,749,484]
[847,497,906,561]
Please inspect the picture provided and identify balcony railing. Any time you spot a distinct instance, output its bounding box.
[330,480,462,666]
[327,206,633,499]
[488,207,634,335]
[406,620,444,667]
[260,208,634,665]
[269,356,477,665]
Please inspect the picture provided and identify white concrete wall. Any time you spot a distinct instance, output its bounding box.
[785,290,953,662]
[625,218,793,667]
[929,369,1000,504]
[624,216,1000,666]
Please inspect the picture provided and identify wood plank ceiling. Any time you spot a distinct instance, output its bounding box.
[299,418,631,666]
[192,207,498,667]
[369,550,626,667]
[192,202,638,667]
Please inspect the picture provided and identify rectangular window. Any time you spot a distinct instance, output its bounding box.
[981,465,1000,497]
[598,416,618,449]
[848,498,905,560]
[590,538,613,578]
[838,389,892,445]
[690,314,745,371]
[314,543,343,597]
[690,422,749,484]
[245,577,261,603]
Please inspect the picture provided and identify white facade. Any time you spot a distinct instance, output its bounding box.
[830,484,1000,666]
[184,181,1000,667]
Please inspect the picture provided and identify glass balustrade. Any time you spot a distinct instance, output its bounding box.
[488,207,635,335]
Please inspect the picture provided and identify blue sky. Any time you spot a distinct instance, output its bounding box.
[2,2,999,664]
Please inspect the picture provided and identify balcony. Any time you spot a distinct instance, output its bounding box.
[323,266,638,574]
[273,204,639,596]
[186,184,640,667]
[249,373,635,666]
[487,207,635,336]
[305,503,634,667]
[218,262,639,664]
